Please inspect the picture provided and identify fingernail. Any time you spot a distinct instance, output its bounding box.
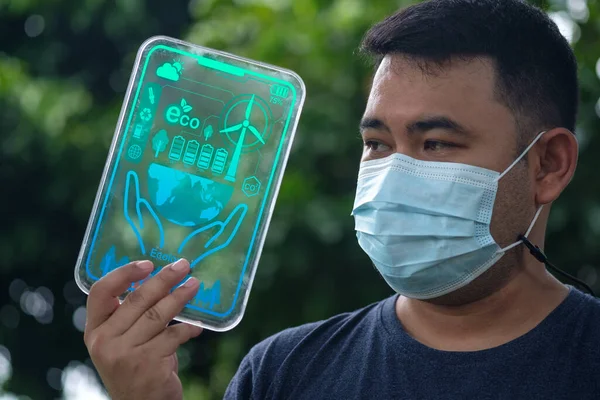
[136,261,153,272]
[182,277,199,288]
[170,259,189,272]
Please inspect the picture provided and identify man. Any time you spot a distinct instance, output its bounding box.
[84,0,600,398]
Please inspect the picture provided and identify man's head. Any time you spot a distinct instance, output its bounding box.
[357,0,579,304]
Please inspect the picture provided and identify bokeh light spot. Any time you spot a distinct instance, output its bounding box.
[72,306,87,333]
[549,11,581,43]
[9,279,27,303]
[47,367,63,391]
[24,15,45,38]
[61,361,109,400]
[0,346,12,386]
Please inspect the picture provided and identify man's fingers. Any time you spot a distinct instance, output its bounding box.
[125,275,200,345]
[143,322,203,357]
[172,353,179,373]
[86,260,154,333]
[106,259,193,337]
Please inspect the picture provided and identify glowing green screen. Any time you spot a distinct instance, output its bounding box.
[78,39,303,330]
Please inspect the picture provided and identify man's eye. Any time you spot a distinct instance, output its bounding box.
[364,140,392,153]
[423,140,456,151]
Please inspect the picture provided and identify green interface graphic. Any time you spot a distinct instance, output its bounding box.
[82,42,299,325]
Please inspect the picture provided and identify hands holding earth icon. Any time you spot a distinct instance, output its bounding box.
[124,167,247,268]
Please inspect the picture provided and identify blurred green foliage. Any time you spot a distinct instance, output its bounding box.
[0,0,599,398]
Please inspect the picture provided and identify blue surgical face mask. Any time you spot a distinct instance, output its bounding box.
[351,131,546,300]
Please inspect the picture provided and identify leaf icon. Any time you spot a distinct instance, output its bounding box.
[183,105,193,113]
[181,99,187,107]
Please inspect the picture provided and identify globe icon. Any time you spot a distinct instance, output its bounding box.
[128,145,142,159]
[147,163,234,227]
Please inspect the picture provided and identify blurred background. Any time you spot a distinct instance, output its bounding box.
[0,0,599,398]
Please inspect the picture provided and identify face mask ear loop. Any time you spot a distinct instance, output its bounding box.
[516,208,596,296]
[497,131,547,181]
[524,206,544,237]
[500,206,544,253]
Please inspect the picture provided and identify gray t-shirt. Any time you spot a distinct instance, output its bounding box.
[225,287,600,399]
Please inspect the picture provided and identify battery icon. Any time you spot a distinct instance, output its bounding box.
[198,144,214,170]
[169,136,185,161]
[270,84,289,99]
[212,148,228,175]
[183,140,200,165]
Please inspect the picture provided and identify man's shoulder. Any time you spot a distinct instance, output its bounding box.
[557,288,600,353]
[248,296,391,366]
[225,297,393,398]
[570,287,600,316]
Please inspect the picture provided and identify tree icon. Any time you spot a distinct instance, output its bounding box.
[152,129,169,158]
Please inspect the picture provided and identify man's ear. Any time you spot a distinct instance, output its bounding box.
[532,128,578,205]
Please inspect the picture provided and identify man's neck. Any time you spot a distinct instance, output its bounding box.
[395,262,569,352]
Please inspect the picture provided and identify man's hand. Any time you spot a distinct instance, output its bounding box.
[84,259,202,400]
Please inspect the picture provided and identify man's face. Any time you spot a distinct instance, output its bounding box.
[361,55,521,170]
[360,55,537,302]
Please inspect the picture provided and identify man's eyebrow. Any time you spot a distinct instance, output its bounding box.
[359,117,391,134]
[359,115,473,136]
[406,116,473,136]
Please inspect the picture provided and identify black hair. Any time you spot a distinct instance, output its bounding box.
[360,0,579,143]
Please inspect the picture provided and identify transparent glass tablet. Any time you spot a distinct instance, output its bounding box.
[75,36,306,331]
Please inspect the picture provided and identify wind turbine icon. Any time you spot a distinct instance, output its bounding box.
[220,95,265,182]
